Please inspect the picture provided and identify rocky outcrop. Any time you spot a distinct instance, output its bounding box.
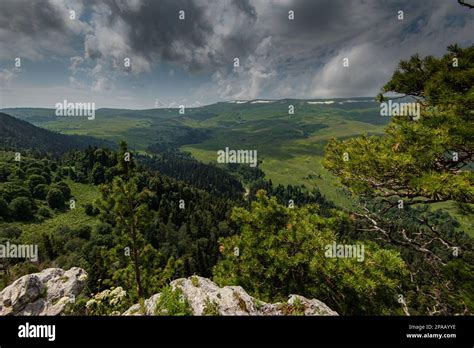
[0,267,87,316]
[124,276,337,316]
[1,270,336,316]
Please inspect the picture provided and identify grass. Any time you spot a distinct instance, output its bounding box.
[42,117,155,150]
[179,115,381,208]
[12,180,100,241]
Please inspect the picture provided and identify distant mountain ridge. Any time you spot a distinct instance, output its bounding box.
[0,112,113,154]
[1,97,377,114]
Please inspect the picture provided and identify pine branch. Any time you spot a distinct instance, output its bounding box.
[458,0,474,9]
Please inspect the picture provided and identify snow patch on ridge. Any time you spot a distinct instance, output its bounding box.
[307,101,335,105]
[250,100,274,104]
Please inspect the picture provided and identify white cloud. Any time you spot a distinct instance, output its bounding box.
[0,69,16,86]
[310,43,395,98]
[91,77,112,92]
[210,36,277,100]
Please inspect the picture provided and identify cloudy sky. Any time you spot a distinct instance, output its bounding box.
[0,0,473,109]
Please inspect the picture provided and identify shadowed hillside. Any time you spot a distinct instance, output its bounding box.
[0,112,113,155]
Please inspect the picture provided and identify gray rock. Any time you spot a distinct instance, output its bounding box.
[171,276,260,316]
[0,267,87,316]
[124,276,338,316]
[123,293,161,316]
[287,294,339,316]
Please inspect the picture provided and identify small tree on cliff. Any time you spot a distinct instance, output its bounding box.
[97,142,153,299]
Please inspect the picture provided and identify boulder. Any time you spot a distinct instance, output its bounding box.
[0,267,88,316]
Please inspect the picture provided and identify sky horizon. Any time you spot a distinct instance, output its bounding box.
[0,96,379,111]
[1,0,473,109]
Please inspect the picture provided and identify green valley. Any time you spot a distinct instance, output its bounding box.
[2,99,386,207]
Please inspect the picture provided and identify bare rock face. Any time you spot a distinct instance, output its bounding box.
[124,276,338,316]
[0,267,87,316]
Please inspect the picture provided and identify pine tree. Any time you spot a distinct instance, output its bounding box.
[324,45,474,204]
[213,190,407,314]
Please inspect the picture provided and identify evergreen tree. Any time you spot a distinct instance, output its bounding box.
[213,191,407,314]
[97,177,155,299]
[324,45,473,204]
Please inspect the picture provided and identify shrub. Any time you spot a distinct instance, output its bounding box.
[76,171,87,183]
[279,297,306,316]
[0,163,13,182]
[27,174,46,191]
[9,197,33,220]
[0,197,9,218]
[0,226,21,239]
[46,188,65,209]
[0,182,31,201]
[41,171,51,184]
[86,287,128,316]
[69,169,77,180]
[155,286,192,316]
[84,203,95,216]
[37,206,52,219]
[52,175,63,183]
[75,225,92,240]
[202,297,220,316]
[61,167,70,176]
[53,181,71,199]
[8,168,25,181]
[25,167,42,177]
[32,184,49,200]
[91,163,106,184]
[64,296,88,316]
[191,276,200,287]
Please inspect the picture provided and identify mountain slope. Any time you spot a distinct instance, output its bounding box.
[0,112,113,154]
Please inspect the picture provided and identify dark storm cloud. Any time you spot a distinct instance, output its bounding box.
[83,0,259,72]
[233,0,257,20]
[0,0,65,34]
[99,0,213,69]
[270,0,357,35]
[0,0,86,61]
